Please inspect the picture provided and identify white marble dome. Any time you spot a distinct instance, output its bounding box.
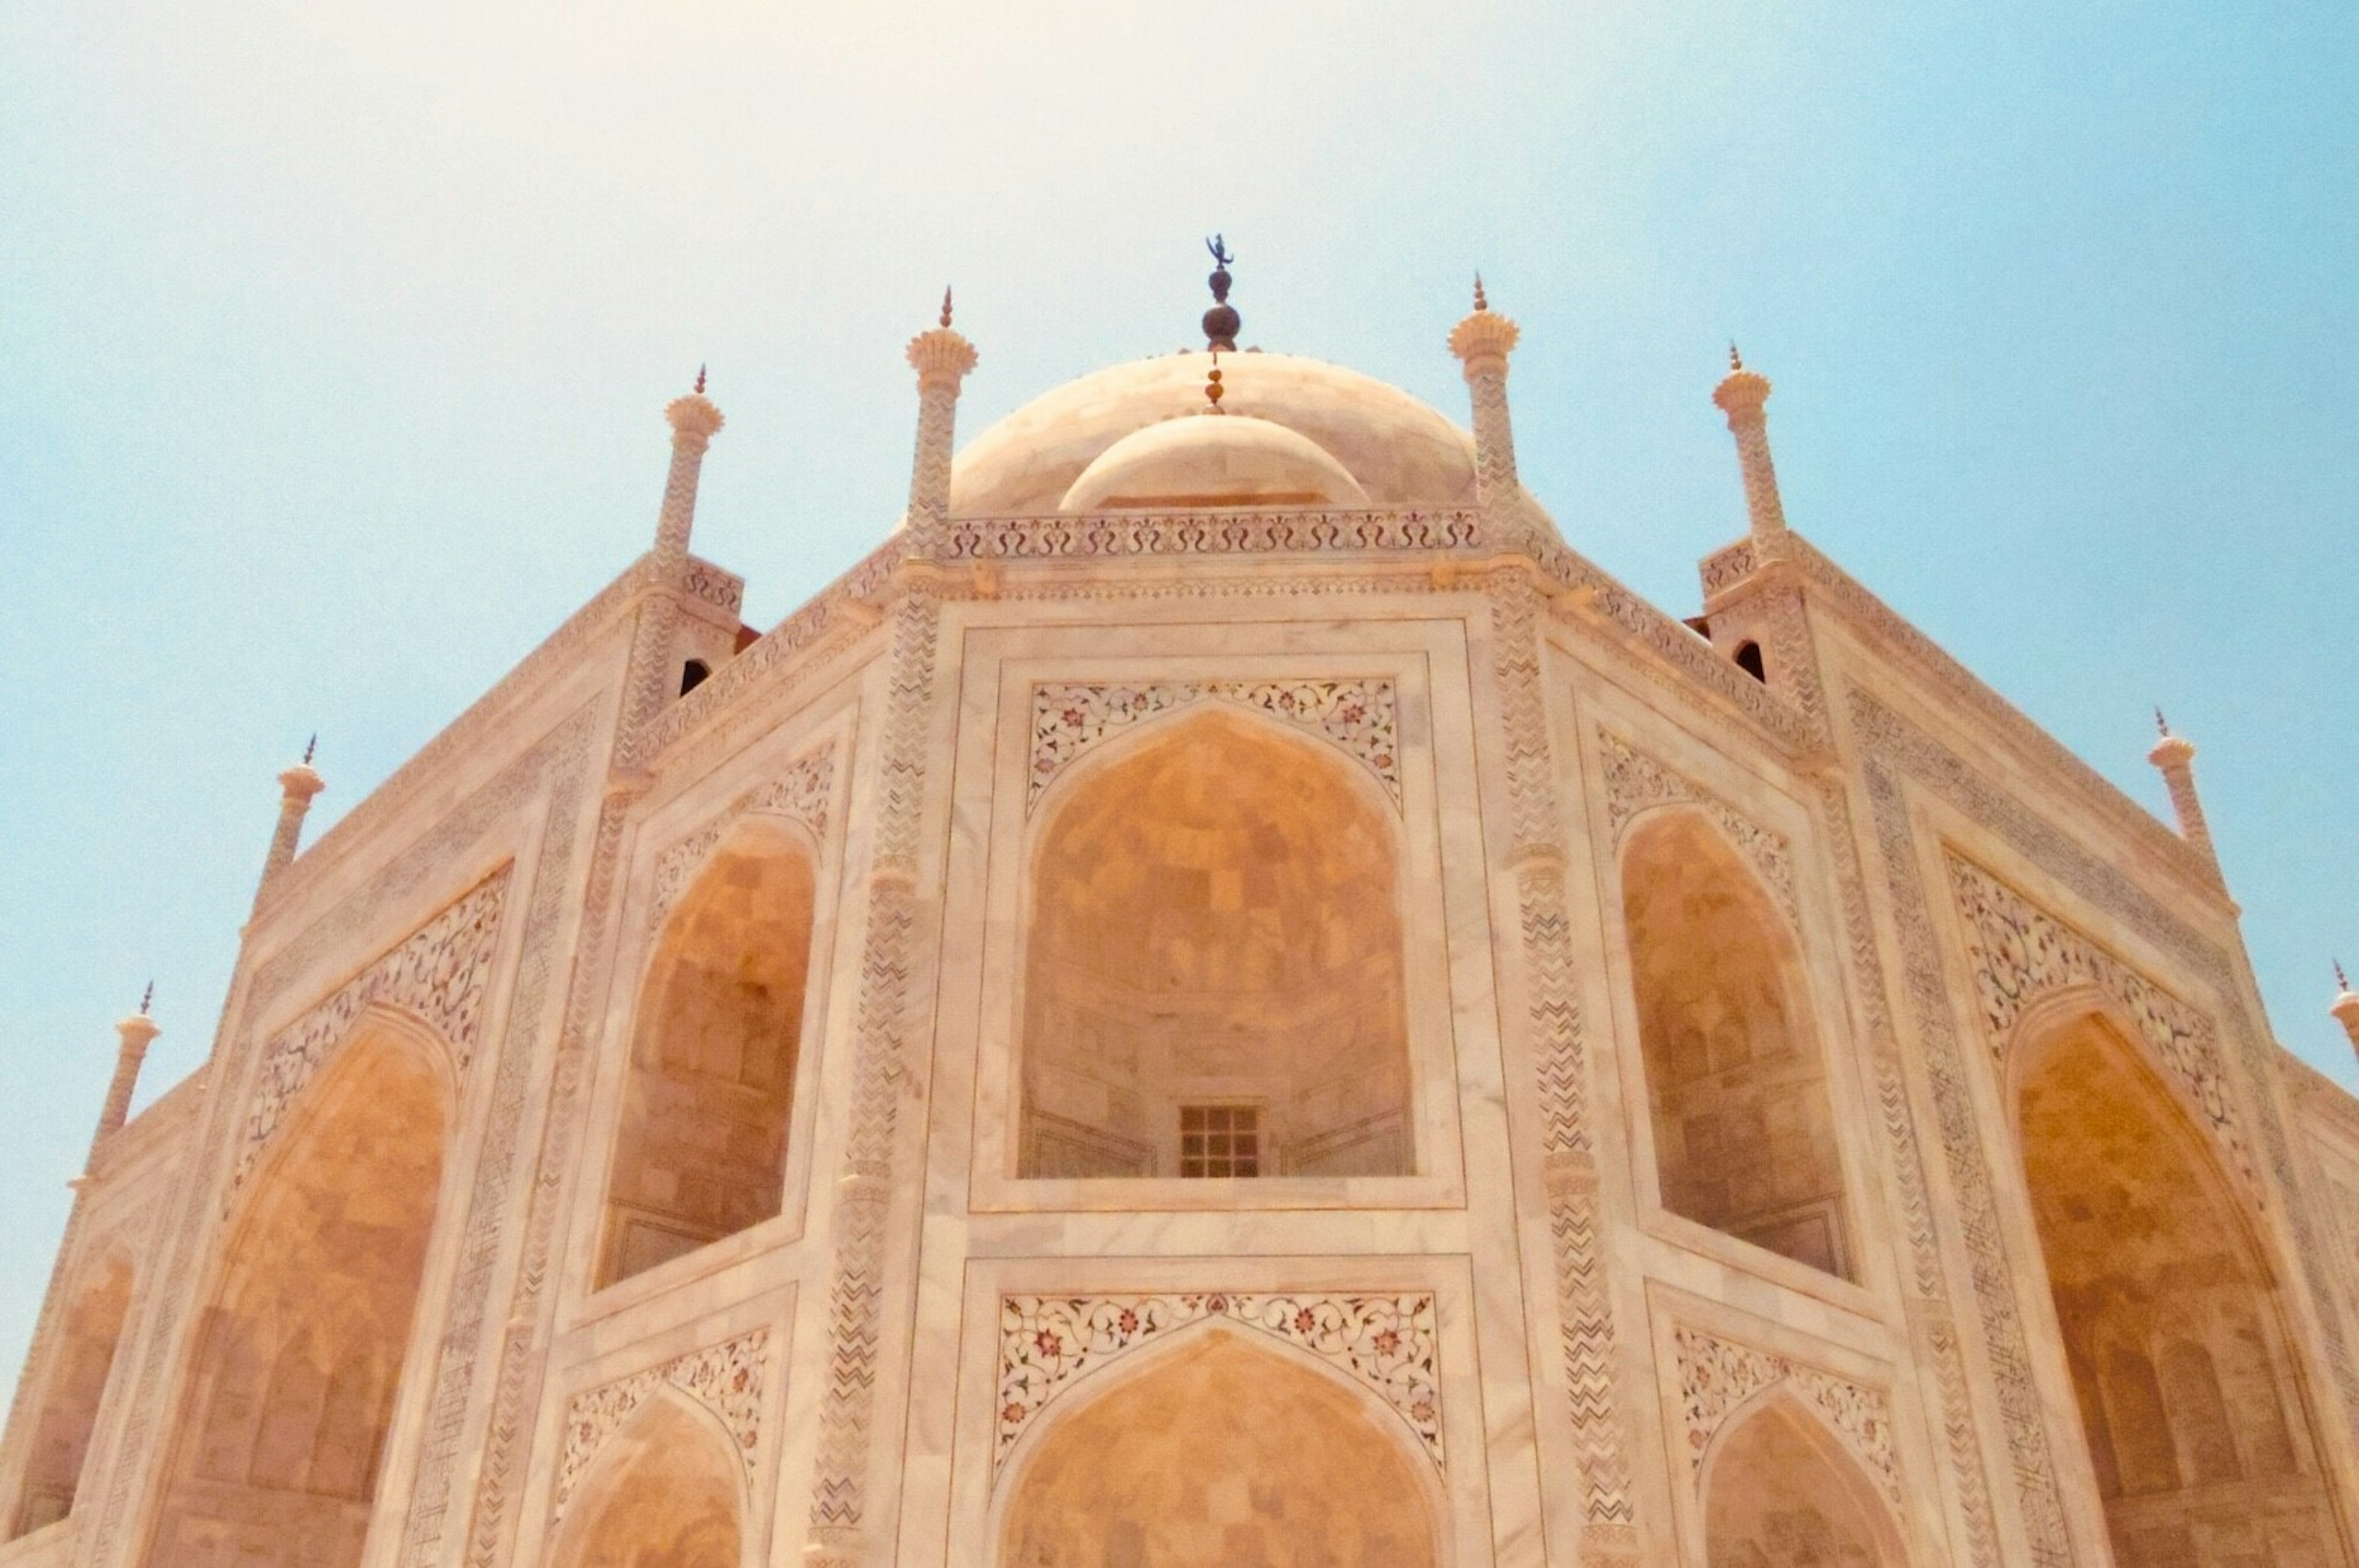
[948,351,1477,514]
[1056,413,1370,512]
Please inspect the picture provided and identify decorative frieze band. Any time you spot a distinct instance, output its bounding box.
[996,1293,1441,1472]
[647,743,838,929]
[1596,728,1798,924]
[1028,679,1401,811]
[232,867,512,1202]
[1944,852,2252,1187]
[1673,1325,1899,1507]
[555,1328,768,1513]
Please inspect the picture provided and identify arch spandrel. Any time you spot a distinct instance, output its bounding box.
[1017,704,1414,1182]
[1699,1392,1907,1567]
[995,1325,1444,1568]
[546,1388,747,1568]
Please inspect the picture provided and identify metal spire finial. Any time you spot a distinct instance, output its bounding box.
[1202,235,1240,352]
[302,733,316,765]
[694,364,706,396]
[139,981,152,1016]
[2155,707,2171,738]
[1730,341,1743,372]
[939,287,954,329]
[2339,959,2351,993]
[1473,273,1488,313]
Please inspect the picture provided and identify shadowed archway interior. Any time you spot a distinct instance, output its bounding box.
[1019,709,1412,1180]
[1621,809,1852,1276]
[8,1252,133,1535]
[547,1395,741,1568]
[2019,1011,2342,1566]
[601,827,816,1287]
[147,1026,448,1567]
[998,1328,1438,1566]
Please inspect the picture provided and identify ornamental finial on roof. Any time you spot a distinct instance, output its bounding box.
[1203,235,1240,353]
[139,980,152,1016]
[1730,342,1743,372]
[2155,707,2171,738]
[303,733,316,765]
[1473,273,1488,313]
[2339,959,2350,993]
[694,364,706,396]
[940,287,954,329]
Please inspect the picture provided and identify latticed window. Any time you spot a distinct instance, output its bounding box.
[1179,1105,1261,1178]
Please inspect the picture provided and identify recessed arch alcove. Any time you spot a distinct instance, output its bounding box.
[1701,1392,1905,1567]
[9,1249,134,1535]
[546,1391,745,1568]
[996,1327,1442,1566]
[1619,808,1852,1277]
[600,822,816,1287]
[147,1015,452,1567]
[2013,1003,2342,1564]
[1017,706,1413,1180]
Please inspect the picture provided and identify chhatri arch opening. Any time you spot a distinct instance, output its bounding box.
[1701,1392,1905,1567]
[997,1327,1442,1566]
[1619,806,1852,1277]
[600,821,817,1287]
[8,1249,134,1535]
[545,1391,744,1568]
[2014,1004,2344,1566]
[1018,705,1412,1180]
[147,1014,452,1567]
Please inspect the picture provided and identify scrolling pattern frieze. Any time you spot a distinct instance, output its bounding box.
[1596,727,1798,924]
[1028,679,1401,811]
[232,868,511,1202]
[1673,1325,1900,1507]
[996,1293,1441,1472]
[555,1328,767,1513]
[1945,852,2251,1187]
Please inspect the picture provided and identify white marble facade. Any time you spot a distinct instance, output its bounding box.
[6,302,2359,1568]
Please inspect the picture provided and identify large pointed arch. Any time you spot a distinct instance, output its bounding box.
[996,1325,1444,1566]
[1017,704,1414,1180]
[546,1388,746,1568]
[1700,1390,1906,1566]
[7,1247,135,1535]
[1619,805,1852,1277]
[2012,1002,2344,1564]
[600,818,818,1287]
[146,1012,453,1567]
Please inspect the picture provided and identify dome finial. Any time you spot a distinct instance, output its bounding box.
[939,286,954,329]
[1473,273,1488,313]
[694,363,706,396]
[1204,349,1226,413]
[1202,234,1240,352]
[1730,341,1743,372]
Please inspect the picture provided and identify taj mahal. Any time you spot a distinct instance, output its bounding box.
[9,248,2359,1567]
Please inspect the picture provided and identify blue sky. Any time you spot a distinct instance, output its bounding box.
[1,0,2353,1378]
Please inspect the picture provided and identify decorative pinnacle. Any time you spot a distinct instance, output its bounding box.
[2155,707,2171,738]
[1730,342,1743,371]
[1204,349,1226,412]
[1473,274,1488,313]
[302,733,316,765]
[694,364,706,396]
[2339,959,2350,993]
[939,287,954,329]
[1202,234,1241,353]
[139,981,152,1016]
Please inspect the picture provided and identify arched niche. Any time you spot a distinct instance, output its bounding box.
[2014,1006,2342,1564]
[1019,707,1413,1180]
[546,1392,744,1568]
[1619,808,1852,1277]
[601,822,816,1287]
[1702,1393,1904,1567]
[997,1327,1441,1566]
[9,1250,134,1535]
[147,1017,451,1567]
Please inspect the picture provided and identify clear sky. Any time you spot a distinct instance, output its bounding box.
[1,0,2353,1379]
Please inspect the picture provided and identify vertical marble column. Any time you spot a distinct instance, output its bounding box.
[2147,712,2223,880]
[85,995,159,1173]
[902,289,978,531]
[1448,277,1524,509]
[251,749,326,913]
[1712,345,1789,537]
[614,376,724,775]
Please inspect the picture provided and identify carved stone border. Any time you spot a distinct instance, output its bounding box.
[1595,726,1798,924]
[647,742,838,929]
[1672,1325,1899,1508]
[996,1293,1441,1472]
[554,1328,768,1515]
[230,868,512,1203]
[1027,679,1401,812]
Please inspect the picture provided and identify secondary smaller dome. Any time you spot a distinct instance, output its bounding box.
[1058,415,1369,512]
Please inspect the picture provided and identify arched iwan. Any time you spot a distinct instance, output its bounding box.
[546,1390,745,1568]
[1019,706,1412,1180]
[1620,806,1852,1277]
[2014,1007,2345,1564]
[601,821,816,1287]
[8,1250,134,1536]
[1702,1392,1907,1566]
[997,1326,1442,1566]
[146,1016,452,1567]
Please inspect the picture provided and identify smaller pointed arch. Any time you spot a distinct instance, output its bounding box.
[547,1390,745,1568]
[1702,1392,1905,1567]
[8,1249,135,1535]
[1619,806,1852,1277]
[997,1327,1441,1566]
[601,820,817,1287]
